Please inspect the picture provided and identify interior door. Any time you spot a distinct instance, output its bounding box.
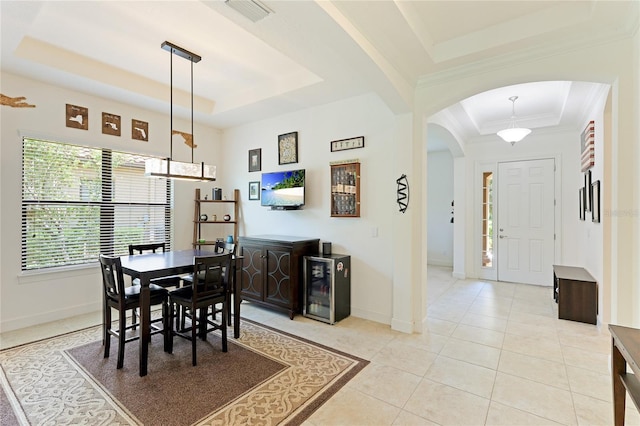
[497,159,555,285]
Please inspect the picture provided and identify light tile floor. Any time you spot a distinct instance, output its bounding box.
[2,265,639,425]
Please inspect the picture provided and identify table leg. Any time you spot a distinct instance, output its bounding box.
[612,338,626,426]
[233,259,241,339]
[139,275,151,377]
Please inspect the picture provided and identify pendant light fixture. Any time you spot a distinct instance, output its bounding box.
[145,41,216,181]
[496,96,531,146]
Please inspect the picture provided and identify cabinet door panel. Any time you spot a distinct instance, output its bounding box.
[264,248,292,307]
[240,245,264,299]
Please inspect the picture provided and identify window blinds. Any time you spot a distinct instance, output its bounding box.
[21,138,172,271]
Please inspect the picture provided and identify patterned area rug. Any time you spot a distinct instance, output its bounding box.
[0,319,368,425]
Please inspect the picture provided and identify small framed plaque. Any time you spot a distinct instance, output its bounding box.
[331,136,364,152]
[66,104,88,130]
[249,181,260,200]
[132,119,149,141]
[102,112,121,136]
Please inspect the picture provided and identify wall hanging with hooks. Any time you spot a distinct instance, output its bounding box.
[396,174,409,213]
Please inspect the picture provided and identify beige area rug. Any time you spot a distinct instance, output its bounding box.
[0,319,368,425]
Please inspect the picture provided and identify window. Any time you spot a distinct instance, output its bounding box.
[21,138,172,271]
[481,172,493,268]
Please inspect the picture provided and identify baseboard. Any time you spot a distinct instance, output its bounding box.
[0,302,101,333]
[349,307,390,326]
[391,317,413,334]
[452,270,466,279]
[426,259,453,267]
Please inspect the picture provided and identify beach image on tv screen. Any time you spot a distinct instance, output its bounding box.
[262,170,305,206]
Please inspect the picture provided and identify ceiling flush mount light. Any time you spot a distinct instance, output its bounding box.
[145,41,216,182]
[497,96,531,146]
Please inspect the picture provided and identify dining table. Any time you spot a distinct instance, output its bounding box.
[120,248,243,376]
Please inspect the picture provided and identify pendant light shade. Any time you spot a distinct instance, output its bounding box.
[145,41,216,182]
[497,96,531,146]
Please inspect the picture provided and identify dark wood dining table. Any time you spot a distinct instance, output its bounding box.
[120,249,243,376]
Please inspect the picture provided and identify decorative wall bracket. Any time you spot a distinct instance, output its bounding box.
[396,174,409,213]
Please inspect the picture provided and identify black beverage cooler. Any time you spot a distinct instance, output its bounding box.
[303,254,350,324]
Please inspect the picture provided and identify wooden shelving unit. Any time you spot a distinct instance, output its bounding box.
[193,188,239,247]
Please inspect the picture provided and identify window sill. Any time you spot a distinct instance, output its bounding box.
[18,262,99,284]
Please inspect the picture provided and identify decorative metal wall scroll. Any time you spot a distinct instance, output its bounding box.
[396,174,409,213]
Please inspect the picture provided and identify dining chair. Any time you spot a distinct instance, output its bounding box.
[168,254,231,366]
[180,240,235,326]
[99,254,169,369]
[128,243,182,329]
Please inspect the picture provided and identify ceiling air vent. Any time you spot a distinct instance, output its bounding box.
[225,0,272,22]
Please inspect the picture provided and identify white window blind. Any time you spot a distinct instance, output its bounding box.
[21,138,172,271]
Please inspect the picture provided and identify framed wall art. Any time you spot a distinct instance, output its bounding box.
[249,148,261,172]
[132,119,148,141]
[102,112,121,136]
[585,170,592,212]
[331,136,365,152]
[278,132,298,165]
[249,181,260,200]
[66,104,88,130]
[579,187,585,221]
[592,180,600,223]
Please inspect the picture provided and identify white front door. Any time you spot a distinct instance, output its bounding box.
[497,159,555,285]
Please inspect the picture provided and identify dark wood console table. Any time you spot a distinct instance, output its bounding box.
[553,265,597,324]
[610,325,640,425]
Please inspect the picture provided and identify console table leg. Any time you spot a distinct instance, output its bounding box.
[613,340,627,426]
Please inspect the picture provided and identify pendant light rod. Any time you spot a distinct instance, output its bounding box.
[191,57,194,164]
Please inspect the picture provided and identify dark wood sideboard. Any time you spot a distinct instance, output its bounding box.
[553,264,597,324]
[238,235,319,319]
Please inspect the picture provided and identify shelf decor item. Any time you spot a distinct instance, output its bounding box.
[330,136,364,152]
[249,148,261,172]
[278,132,298,165]
[249,181,260,200]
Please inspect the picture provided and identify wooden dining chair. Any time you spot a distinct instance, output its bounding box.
[181,241,235,327]
[128,243,182,328]
[99,254,170,369]
[168,254,231,366]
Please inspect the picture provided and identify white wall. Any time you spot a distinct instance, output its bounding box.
[426,150,454,266]
[221,93,398,324]
[0,72,221,332]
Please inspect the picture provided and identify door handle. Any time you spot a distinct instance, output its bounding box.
[499,235,508,239]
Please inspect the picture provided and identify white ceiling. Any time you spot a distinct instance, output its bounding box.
[1,1,637,141]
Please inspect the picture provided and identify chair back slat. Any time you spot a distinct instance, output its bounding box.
[129,243,166,255]
[193,254,231,299]
[99,254,127,303]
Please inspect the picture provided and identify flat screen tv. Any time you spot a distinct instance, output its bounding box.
[261,169,305,209]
